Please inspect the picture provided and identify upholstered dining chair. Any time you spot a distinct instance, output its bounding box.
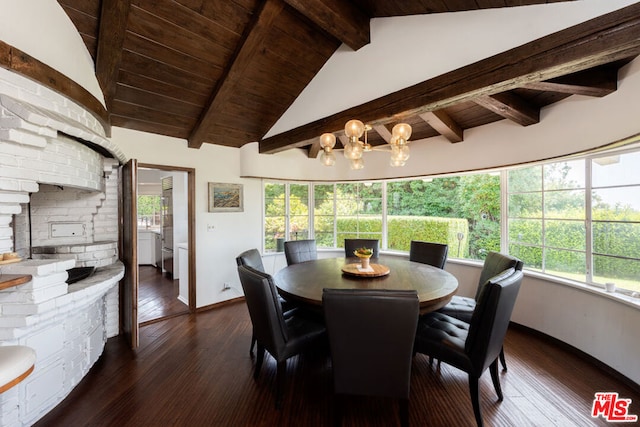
[409,240,449,269]
[237,265,326,408]
[323,289,419,427]
[284,239,318,265]
[236,248,297,356]
[414,270,524,427]
[437,251,523,370]
[344,238,380,258]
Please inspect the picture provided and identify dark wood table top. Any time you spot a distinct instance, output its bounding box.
[274,255,458,314]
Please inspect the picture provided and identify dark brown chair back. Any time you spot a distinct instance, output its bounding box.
[409,240,448,269]
[237,265,289,356]
[466,270,524,375]
[236,248,265,272]
[475,252,524,300]
[323,289,419,398]
[414,269,524,427]
[237,264,326,409]
[284,239,317,265]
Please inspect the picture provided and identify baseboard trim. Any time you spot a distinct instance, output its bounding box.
[196,297,245,313]
[510,322,640,395]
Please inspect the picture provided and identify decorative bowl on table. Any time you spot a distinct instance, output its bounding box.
[353,248,373,269]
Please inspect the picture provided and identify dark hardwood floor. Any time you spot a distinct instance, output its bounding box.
[35,302,639,427]
[138,265,189,325]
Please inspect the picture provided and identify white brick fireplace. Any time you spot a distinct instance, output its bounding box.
[0,67,127,426]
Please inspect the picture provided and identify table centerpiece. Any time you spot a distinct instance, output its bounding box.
[354,247,373,269]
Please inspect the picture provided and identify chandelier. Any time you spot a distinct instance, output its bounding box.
[319,120,412,169]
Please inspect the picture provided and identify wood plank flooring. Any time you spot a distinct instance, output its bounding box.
[138,265,189,324]
[35,302,640,426]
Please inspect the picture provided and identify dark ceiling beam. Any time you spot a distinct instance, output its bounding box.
[419,110,463,143]
[95,0,131,112]
[188,0,284,149]
[283,0,370,51]
[521,65,618,97]
[474,92,539,126]
[259,2,640,154]
[338,135,349,148]
[308,140,322,158]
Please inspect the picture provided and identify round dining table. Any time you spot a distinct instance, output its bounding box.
[274,255,459,314]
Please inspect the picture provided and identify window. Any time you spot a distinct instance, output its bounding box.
[264,182,285,253]
[591,151,640,292]
[386,174,500,259]
[314,184,336,248]
[262,145,640,293]
[335,183,383,248]
[507,152,640,292]
[137,195,161,230]
[263,182,310,253]
[507,160,586,281]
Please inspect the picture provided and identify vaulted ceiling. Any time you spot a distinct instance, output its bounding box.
[57,0,640,159]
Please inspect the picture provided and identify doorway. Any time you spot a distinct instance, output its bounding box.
[137,164,196,325]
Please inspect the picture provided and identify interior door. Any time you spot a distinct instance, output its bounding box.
[120,159,139,349]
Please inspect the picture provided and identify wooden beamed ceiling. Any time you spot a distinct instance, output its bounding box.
[54,0,640,157]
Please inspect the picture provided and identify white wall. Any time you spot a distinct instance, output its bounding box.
[111,128,264,306]
[0,0,105,106]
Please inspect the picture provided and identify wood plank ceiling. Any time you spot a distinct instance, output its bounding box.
[57,0,640,158]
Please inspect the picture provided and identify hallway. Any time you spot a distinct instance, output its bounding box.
[138,265,189,324]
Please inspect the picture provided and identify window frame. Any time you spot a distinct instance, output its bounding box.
[262,144,640,293]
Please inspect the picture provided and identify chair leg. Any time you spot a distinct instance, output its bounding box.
[275,360,286,409]
[469,375,484,427]
[489,359,504,401]
[249,332,256,356]
[399,398,409,427]
[499,346,507,371]
[254,345,265,380]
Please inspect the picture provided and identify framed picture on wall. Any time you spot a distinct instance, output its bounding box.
[208,182,243,212]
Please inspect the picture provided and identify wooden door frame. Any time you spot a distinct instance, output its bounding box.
[138,163,197,313]
[120,159,139,349]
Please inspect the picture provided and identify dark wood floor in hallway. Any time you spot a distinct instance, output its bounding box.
[138,265,189,324]
[35,302,639,427]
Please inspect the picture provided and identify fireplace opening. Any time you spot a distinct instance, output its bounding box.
[66,266,96,284]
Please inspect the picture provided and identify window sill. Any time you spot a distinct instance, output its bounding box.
[445,257,640,310]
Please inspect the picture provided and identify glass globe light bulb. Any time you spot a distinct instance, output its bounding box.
[345,120,365,139]
[344,142,362,160]
[319,133,336,149]
[389,157,405,167]
[392,123,412,141]
[352,141,363,158]
[350,158,364,170]
[344,142,355,159]
[399,145,410,161]
[320,149,336,166]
